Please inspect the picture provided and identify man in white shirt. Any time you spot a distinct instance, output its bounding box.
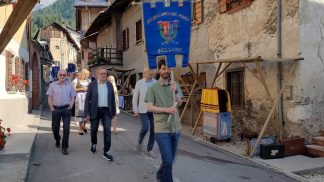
[132,67,157,157]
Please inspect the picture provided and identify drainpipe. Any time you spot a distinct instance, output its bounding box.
[277,0,284,139]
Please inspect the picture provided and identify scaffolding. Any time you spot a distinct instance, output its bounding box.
[178,56,304,158]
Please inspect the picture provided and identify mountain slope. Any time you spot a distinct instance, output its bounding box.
[32,0,76,36]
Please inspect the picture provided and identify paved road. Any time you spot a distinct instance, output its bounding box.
[27,109,298,182]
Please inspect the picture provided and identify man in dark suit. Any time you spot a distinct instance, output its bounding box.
[85,67,116,161]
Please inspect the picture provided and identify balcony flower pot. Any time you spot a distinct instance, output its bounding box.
[0,119,11,150]
[0,139,6,150]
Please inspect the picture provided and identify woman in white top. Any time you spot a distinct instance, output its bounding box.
[73,69,90,135]
[108,75,120,134]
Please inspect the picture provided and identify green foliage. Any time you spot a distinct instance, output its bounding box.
[32,0,76,37]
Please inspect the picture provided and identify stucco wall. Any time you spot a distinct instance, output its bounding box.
[286,0,324,140]
[194,0,300,137]
[49,37,78,69]
[122,5,146,75]
[0,5,29,114]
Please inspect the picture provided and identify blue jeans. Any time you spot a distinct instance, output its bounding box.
[155,133,180,182]
[138,112,155,151]
[90,107,112,153]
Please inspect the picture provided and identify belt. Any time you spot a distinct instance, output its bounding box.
[53,105,69,109]
[98,107,108,109]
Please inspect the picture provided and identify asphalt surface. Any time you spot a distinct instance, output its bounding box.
[26,109,298,182]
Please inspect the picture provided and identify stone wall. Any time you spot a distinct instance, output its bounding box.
[190,0,301,138]
[288,0,324,141]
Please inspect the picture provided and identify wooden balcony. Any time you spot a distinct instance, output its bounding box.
[88,47,123,67]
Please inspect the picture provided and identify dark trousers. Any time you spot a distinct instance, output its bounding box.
[138,112,155,151]
[90,107,112,153]
[52,108,71,149]
[155,133,180,182]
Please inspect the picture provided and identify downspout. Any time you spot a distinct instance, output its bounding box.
[277,0,284,139]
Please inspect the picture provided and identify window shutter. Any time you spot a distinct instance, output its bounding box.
[15,58,25,91]
[123,30,126,51]
[126,28,129,49]
[194,0,203,24]
[5,51,13,91]
[220,0,227,13]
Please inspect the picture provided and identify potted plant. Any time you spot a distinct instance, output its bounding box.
[0,119,11,150]
[9,74,20,92]
[23,79,29,91]
[93,56,106,65]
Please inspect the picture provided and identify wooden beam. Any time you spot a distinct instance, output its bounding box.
[189,63,198,81]
[254,60,274,105]
[174,70,190,94]
[192,110,202,135]
[216,63,232,78]
[211,63,222,87]
[240,62,262,81]
[194,56,261,65]
[121,70,133,91]
[0,0,38,54]
[249,62,298,158]
[262,57,304,62]
[180,65,203,123]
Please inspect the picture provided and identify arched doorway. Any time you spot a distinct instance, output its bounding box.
[32,53,40,109]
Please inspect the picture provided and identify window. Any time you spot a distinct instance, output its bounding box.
[220,0,253,14]
[192,0,203,25]
[135,20,143,44]
[226,69,244,107]
[56,45,60,50]
[123,28,129,51]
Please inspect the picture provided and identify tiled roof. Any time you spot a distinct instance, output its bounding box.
[74,0,109,7]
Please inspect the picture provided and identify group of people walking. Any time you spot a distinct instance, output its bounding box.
[46,59,183,181]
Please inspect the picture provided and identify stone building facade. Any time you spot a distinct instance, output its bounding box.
[81,0,324,140]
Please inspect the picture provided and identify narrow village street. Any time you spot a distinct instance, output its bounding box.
[1,1,324,182]
[26,107,297,182]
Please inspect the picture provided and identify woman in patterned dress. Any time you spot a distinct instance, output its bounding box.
[73,69,90,135]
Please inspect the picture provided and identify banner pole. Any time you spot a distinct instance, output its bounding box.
[167,68,177,123]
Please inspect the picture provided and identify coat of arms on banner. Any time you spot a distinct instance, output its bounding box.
[158,20,179,44]
[143,1,191,69]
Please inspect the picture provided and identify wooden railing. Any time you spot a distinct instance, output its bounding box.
[88,47,123,67]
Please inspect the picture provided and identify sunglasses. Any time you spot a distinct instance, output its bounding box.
[59,74,66,76]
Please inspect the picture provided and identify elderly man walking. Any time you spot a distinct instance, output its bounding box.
[46,69,76,155]
[132,67,157,157]
[85,67,116,161]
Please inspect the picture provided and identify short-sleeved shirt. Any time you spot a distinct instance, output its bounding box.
[145,79,183,133]
[46,81,76,106]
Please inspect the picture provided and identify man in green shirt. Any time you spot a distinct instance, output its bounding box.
[145,59,183,182]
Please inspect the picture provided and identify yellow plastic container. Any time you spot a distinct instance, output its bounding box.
[200,88,231,113]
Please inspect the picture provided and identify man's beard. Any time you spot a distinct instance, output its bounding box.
[161,73,169,79]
